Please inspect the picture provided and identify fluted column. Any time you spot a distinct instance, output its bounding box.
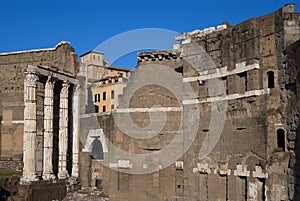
[71,85,80,178]
[58,82,70,179]
[42,77,56,180]
[22,73,39,183]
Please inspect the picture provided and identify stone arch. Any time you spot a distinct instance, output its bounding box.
[91,139,103,160]
[245,155,261,171]
[228,156,242,170]
[83,129,108,155]
[198,156,218,171]
[245,155,266,201]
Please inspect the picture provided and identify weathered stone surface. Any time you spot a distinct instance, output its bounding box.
[0,42,80,199]
[0,4,300,201]
[63,187,108,201]
[0,42,78,160]
[83,4,300,201]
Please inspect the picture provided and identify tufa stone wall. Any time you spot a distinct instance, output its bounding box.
[85,4,300,201]
[283,40,300,200]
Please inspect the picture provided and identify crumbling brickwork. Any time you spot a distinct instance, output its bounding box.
[282,40,300,200]
[85,4,300,201]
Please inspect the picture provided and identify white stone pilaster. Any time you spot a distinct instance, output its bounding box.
[58,82,70,179]
[22,73,39,183]
[42,77,56,180]
[71,85,80,178]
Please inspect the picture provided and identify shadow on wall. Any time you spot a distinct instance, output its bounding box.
[294,123,300,200]
[86,86,96,114]
[0,188,11,201]
[294,73,300,200]
[0,116,1,156]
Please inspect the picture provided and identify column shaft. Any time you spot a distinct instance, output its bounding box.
[22,73,39,183]
[71,85,80,178]
[42,77,56,180]
[58,82,70,179]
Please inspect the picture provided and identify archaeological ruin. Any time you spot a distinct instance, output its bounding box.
[0,42,80,200]
[0,3,299,201]
[81,4,300,201]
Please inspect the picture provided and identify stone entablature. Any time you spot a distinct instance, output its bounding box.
[137,50,179,62]
[21,65,79,184]
[174,24,227,44]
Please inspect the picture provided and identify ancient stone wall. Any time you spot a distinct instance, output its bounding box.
[0,42,78,161]
[282,40,300,200]
[87,4,300,201]
[16,180,67,201]
[0,158,23,172]
[0,43,79,200]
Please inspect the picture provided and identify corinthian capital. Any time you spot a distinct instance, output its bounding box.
[24,73,38,86]
[73,84,80,96]
[45,76,55,90]
[61,81,70,97]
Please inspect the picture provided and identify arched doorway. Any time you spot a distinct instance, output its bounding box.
[91,139,104,160]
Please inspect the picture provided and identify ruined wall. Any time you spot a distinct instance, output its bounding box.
[179,4,299,200]
[282,40,300,200]
[79,113,115,188]
[0,42,78,170]
[85,54,183,201]
[16,180,67,201]
[85,4,300,201]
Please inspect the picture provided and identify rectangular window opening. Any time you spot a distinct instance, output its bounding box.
[111,90,115,99]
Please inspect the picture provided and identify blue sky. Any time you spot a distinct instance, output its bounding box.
[0,0,299,68]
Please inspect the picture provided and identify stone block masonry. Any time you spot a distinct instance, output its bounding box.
[85,4,300,201]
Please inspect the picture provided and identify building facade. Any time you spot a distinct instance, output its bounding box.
[80,50,131,81]
[79,50,131,113]
[92,75,128,113]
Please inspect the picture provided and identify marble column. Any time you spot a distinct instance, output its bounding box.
[71,85,80,178]
[22,73,39,183]
[58,81,70,179]
[42,77,56,180]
